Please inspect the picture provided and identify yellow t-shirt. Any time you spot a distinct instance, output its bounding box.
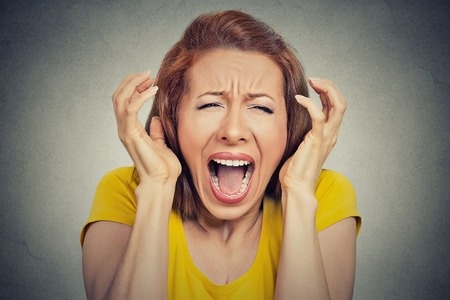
[81,167,361,299]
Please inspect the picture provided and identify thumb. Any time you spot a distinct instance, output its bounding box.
[149,116,167,147]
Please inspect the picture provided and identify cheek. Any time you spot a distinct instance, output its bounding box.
[255,119,287,165]
[177,112,193,162]
[271,129,287,159]
[177,113,212,166]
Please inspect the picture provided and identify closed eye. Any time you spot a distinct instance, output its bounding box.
[249,105,273,114]
[197,102,224,110]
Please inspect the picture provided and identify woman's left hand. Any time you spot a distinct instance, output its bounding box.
[279,78,347,199]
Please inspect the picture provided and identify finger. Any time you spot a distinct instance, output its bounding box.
[123,86,158,131]
[113,71,150,99]
[308,78,346,125]
[149,116,167,147]
[295,95,325,139]
[113,71,152,112]
[126,86,159,115]
[112,73,134,100]
[309,78,331,120]
[309,78,347,150]
[136,77,155,93]
[125,77,155,109]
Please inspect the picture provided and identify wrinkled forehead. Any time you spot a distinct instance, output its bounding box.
[185,48,284,96]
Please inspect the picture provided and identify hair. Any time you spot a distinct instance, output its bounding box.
[145,10,311,220]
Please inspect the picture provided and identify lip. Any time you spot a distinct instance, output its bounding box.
[207,152,255,205]
[208,152,255,164]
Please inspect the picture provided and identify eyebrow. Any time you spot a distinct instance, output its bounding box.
[198,92,274,100]
[247,93,274,100]
[198,91,224,97]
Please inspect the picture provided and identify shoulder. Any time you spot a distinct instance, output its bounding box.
[98,166,139,187]
[81,167,139,245]
[316,169,356,201]
[88,167,139,226]
[94,166,140,197]
[315,169,361,233]
[94,166,139,211]
[317,169,354,191]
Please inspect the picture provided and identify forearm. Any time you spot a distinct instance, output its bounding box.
[275,192,330,300]
[105,183,174,300]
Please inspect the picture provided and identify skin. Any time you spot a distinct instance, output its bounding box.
[82,49,357,299]
[177,50,287,283]
[178,49,287,223]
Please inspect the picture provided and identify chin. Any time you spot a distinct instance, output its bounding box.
[198,187,264,222]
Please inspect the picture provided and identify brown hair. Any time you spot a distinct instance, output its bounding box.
[145,10,311,220]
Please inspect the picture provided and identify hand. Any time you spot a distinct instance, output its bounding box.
[279,78,346,198]
[112,72,181,185]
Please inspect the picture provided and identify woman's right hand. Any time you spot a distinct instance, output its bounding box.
[112,72,181,185]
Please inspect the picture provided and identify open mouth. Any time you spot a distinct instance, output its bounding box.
[208,159,254,197]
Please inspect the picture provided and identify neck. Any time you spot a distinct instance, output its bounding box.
[193,202,263,244]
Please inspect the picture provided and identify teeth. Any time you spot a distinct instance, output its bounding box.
[213,159,251,166]
[239,165,253,193]
[210,164,254,196]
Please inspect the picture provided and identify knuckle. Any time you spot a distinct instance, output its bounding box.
[316,113,326,123]
[124,73,135,81]
[322,77,331,84]
[336,104,346,115]
[125,104,135,115]
[334,98,347,114]
[325,78,337,88]
[114,90,126,103]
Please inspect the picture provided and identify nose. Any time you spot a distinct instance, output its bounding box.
[217,107,251,144]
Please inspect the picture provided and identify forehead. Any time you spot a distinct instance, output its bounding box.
[187,49,284,92]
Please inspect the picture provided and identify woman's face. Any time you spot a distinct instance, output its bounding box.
[177,49,287,221]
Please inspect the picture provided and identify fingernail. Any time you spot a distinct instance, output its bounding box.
[295,95,307,101]
[309,77,322,84]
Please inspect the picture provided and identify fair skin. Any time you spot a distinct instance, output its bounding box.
[177,50,287,283]
[82,49,356,299]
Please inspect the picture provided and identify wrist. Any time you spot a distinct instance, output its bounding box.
[135,182,176,214]
[281,190,318,221]
[282,185,317,206]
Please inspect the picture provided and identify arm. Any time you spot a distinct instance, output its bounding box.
[319,217,357,299]
[276,207,357,300]
[82,72,181,299]
[82,222,132,300]
[104,182,175,299]
[82,184,174,299]
[275,78,356,299]
[275,192,330,299]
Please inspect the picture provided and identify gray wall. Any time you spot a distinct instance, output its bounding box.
[1,0,449,299]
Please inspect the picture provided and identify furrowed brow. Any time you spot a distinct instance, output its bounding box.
[198,91,224,97]
[247,93,274,100]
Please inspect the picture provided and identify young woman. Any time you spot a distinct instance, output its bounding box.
[81,10,361,300]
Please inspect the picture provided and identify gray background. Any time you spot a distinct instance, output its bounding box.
[1,0,449,299]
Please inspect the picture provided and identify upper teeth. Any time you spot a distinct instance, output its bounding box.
[213,159,251,167]
[210,159,254,195]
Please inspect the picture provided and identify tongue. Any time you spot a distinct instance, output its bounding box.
[216,165,245,195]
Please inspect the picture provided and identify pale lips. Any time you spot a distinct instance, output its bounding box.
[209,159,254,197]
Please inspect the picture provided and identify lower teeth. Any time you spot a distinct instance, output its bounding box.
[211,168,253,196]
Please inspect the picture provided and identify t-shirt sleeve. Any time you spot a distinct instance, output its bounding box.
[315,170,361,234]
[80,167,139,246]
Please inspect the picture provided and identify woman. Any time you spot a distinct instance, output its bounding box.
[81,10,361,300]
